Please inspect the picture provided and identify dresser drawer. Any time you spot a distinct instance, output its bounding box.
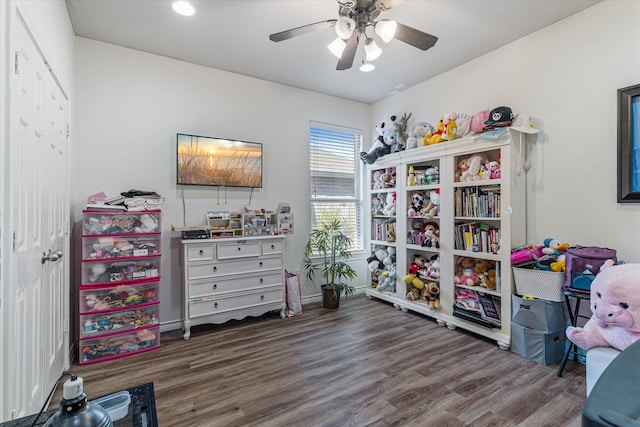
[186,244,215,262]
[189,288,282,318]
[188,256,283,280]
[189,272,282,299]
[262,240,283,255]
[217,241,261,259]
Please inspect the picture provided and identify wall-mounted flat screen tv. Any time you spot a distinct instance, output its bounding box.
[177,133,263,188]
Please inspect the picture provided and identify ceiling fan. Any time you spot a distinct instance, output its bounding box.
[269,0,438,71]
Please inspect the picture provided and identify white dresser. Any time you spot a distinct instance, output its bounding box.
[181,236,286,340]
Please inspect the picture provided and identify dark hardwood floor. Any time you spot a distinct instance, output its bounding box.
[57,295,586,426]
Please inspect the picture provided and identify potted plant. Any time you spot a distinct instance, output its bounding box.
[304,218,358,309]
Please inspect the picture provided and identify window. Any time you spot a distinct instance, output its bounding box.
[309,123,364,252]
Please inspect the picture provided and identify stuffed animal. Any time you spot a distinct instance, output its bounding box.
[379,167,396,188]
[367,245,389,276]
[405,121,434,150]
[425,255,440,282]
[454,257,478,286]
[466,110,490,136]
[391,113,412,152]
[377,264,397,292]
[422,223,440,249]
[423,281,441,310]
[404,254,429,290]
[360,117,395,164]
[423,119,444,145]
[474,259,497,290]
[442,112,458,141]
[420,189,440,218]
[371,170,384,190]
[486,161,501,179]
[407,192,425,217]
[460,153,489,182]
[382,193,396,217]
[566,263,640,351]
[423,166,440,185]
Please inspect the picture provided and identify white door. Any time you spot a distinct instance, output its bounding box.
[6,9,70,419]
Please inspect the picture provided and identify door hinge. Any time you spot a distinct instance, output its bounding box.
[66,124,70,138]
[13,231,18,251]
[14,51,22,74]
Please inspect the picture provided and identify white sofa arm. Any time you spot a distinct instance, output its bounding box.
[586,347,621,396]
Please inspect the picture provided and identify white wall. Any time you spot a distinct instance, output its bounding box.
[373,0,640,262]
[72,38,371,327]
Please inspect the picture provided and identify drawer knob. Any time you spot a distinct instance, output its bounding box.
[271,244,275,249]
[237,247,241,251]
[199,250,204,255]
[260,295,265,301]
[213,266,217,272]
[213,284,217,290]
[259,278,264,284]
[259,261,263,267]
[214,302,218,308]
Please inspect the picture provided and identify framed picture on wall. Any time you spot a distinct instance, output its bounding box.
[617,83,640,202]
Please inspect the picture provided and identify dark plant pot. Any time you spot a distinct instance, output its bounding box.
[321,284,341,309]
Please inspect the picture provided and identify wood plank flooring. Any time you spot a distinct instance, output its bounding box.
[56,295,586,426]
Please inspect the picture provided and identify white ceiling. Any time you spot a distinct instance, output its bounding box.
[65,0,601,104]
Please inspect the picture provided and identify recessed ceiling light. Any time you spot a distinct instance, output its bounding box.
[172,1,195,16]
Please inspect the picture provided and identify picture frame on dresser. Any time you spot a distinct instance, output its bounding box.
[617,83,640,202]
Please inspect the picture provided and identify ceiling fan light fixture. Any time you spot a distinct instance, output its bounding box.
[171,0,195,16]
[375,19,397,43]
[360,62,375,72]
[335,17,356,39]
[327,38,347,59]
[364,38,382,61]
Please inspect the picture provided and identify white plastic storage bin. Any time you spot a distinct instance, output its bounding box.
[82,257,160,285]
[512,267,565,302]
[82,234,161,261]
[79,302,159,338]
[79,280,159,314]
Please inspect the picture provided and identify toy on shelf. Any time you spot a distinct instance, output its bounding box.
[420,189,440,218]
[405,121,434,150]
[360,116,397,164]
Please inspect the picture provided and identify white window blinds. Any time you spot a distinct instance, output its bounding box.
[309,123,364,251]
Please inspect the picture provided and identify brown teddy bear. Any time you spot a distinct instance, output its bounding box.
[422,281,441,310]
[474,258,497,290]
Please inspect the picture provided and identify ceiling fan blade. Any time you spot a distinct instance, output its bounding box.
[336,34,358,70]
[394,22,438,51]
[269,19,337,42]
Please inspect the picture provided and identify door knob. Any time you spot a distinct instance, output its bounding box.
[41,249,60,264]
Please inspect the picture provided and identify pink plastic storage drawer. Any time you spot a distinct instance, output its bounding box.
[82,257,160,286]
[83,211,161,235]
[80,280,159,314]
[82,234,161,261]
[79,325,160,365]
[79,302,159,339]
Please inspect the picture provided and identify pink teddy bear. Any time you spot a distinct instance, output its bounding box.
[566,263,640,351]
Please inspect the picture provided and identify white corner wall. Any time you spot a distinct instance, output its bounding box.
[372,0,640,262]
[72,38,371,326]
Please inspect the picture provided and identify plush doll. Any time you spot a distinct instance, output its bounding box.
[391,112,412,152]
[454,256,478,286]
[360,116,396,164]
[420,189,440,218]
[367,245,389,276]
[382,193,396,217]
[425,255,440,282]
[466,110,490,136]
[407,192,425,217]
[380,167,396,188]
[486,161,501,179]
[422,223,440,249]
[460,153,489,182]
[422,281,441,310]
[405,121,434,150]
[404,254,429,290]
[442,112,458,141]
[566,263,640,351]
[423,119,445,145]
[377,264,397,292]
[474,259,497,290]
[455,156,469,182]
[371,170,384,190]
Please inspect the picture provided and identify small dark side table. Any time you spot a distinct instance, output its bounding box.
[557,290,591,377]
[0,382,157,427]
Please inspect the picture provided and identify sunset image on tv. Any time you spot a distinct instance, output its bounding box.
[177,134,262,188]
